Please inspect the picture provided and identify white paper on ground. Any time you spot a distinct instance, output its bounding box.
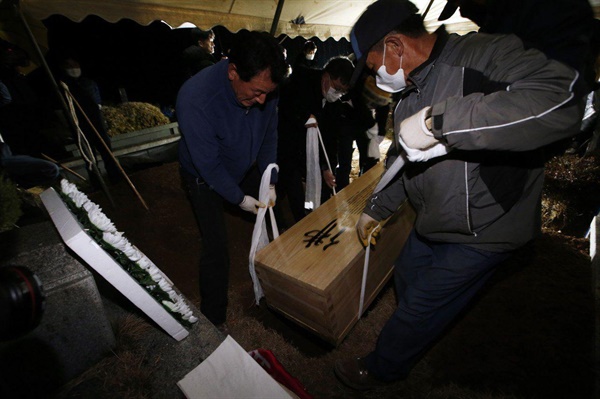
[177,336,294,399]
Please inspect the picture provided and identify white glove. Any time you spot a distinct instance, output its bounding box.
[268,185,276,207]
[239,195,266,214]
[356,213,381,247]
[398,106,438,150]
[398,136,450,162]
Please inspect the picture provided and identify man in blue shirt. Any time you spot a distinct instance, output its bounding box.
[177,31,287,331]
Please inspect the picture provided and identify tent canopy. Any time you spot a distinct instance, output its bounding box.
[19,0,479,41]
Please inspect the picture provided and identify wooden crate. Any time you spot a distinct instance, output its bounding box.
[255,163,415,345]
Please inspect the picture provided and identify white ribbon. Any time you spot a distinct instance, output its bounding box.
[357,152,407,318]
[248,163,279,304]
[305,118,338,211]
[366,123,381,159]
[305,119,321,210]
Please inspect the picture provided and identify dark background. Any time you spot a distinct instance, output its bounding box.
[43,15,353,110]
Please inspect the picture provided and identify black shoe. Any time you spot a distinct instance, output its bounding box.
[334,357,388,391]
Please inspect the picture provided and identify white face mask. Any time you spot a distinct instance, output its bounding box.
[325,86,343,103]
[375,44,406,93]
[65,68,82,78]
[305,53,315,61]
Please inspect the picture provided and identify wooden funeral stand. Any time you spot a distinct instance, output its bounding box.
[255,163,415,345]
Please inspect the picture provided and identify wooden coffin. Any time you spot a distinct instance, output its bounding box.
[254,163,415,345]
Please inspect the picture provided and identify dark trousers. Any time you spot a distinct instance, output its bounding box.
[181,170,230,325]
[0,144,60,188]
[367,229,511,381]
[275,156,306,225]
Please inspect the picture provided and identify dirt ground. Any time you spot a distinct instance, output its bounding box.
[76,152,599,398]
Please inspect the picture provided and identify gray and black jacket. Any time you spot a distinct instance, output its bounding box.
[365,28,585,252]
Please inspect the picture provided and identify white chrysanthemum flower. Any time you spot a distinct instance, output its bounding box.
[82,201,101,214]
[158,279,172,291]
[60,179,78,195]
[70,191,89,208]
[147,266,162,281]
[102,231,128,249]
[137,257,152,270]
[162,301,177,312]
[123,246,143,262]
[59,185,197,325]
[88,209,117,233]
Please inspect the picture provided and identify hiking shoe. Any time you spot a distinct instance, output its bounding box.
[334,357,387,391]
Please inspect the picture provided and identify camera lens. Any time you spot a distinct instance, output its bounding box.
[0,266,46,341]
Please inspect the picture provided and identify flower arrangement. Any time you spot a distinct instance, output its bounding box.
[59,179,198,327]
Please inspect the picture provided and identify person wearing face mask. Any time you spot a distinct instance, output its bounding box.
[57,56,121,185]
[293,40,318,72]
[275,56,354,227]
[333,0,586,391]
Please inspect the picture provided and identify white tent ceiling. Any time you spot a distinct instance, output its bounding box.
[19,0,480,41]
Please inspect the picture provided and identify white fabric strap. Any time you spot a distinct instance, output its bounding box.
[366,123,380,159]
[358,152,407,318]
[305,122,321,210]
[374,152,407,193]
[248,163,279,304]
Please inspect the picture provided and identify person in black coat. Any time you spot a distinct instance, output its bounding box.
[182,28,217,80]
[275,56,354,225]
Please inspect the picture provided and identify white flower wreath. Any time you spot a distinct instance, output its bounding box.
[59,179,198,324]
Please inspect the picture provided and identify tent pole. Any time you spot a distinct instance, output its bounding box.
[421,0,436,20]
[270,0,285,36]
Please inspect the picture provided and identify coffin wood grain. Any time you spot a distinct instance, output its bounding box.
[255,163,415,345]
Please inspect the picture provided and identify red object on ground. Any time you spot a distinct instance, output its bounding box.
[248,348,313,399]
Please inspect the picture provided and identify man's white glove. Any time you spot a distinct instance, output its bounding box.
[398,106,438,150]
[239,195,266,214]
[398,136,450,162]
[356,213,381,247]
[268,185,276,207]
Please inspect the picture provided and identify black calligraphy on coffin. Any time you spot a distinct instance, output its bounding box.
[304,218,346,251]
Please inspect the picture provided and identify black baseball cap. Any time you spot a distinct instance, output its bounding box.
[438,1,459,21]
[350,0,419,85]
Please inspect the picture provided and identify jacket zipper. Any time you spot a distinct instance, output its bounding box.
[464,162,477,236]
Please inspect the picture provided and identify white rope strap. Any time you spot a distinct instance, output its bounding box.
[60,81,97,171]
[357,153,407,318]
[315,125,337,196]
[248,163,279,304]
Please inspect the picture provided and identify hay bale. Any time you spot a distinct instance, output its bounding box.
[102,102,170,137]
